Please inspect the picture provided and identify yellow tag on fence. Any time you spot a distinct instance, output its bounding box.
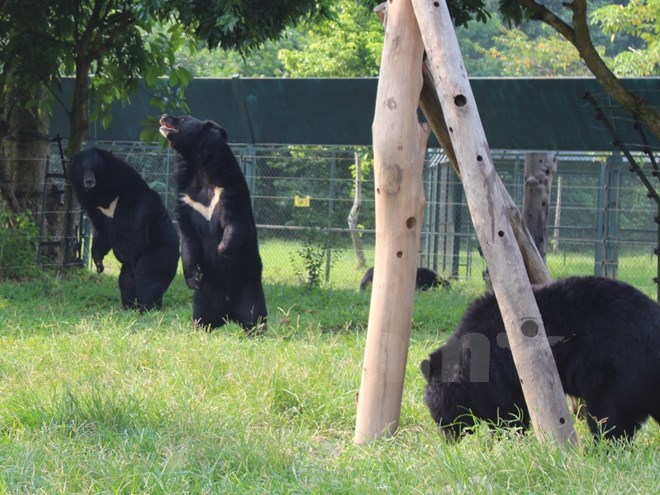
[294,195,311,207]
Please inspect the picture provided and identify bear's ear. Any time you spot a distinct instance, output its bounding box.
[204,120,228,140]
[420,359,432,383]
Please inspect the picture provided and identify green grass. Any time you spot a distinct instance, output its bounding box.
[264,238,659,297]
[0,254,658,494]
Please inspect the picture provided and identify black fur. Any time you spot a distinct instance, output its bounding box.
[359,267,448,291]
[160,114,267,332]
[69,148,179,311]
[421,276,660,441]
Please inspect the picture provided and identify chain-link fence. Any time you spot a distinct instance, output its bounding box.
[2,141,657,298]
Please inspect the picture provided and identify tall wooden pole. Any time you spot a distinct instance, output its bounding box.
[412,0,577,446]
[354,0,429,444]
[375,2,550,285]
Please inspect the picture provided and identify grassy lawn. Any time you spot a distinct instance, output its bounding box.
[0,252,658,494]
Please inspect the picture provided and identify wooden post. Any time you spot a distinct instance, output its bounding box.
[348,152,366,268]
[375,2,550,285]
[523,152,558,261]
[552,176,563,253]
[354,0,429,444]
[411,0,577,445]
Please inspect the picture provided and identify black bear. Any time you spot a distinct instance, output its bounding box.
[359,267,449,291]
[159,114,267,332]
[421,276,660,441]
[69,148,180,311]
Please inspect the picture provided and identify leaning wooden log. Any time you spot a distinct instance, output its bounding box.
[354,0,429,444]
[411,0,577,446]
[375,1,550,285]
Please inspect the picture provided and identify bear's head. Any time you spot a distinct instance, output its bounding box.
[71,147,111,191]
[159,114,228,156]
[421,345,476,442]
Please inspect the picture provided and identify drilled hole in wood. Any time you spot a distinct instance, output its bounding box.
[449,127,454,133]
[559,417,566,425]
[454,94,467,107]
[406,217,416,229]
[433,1,440,6]
[521,320,539,338]
[396,251,403,258]
[498,230,504,237]
[477,155,483,162]
[376,187,381,194]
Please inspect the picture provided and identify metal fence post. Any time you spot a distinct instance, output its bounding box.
[421,150,441,270]
[594,152,621,278]
[325,153,337,283]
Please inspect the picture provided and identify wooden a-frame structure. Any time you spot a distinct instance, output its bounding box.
[354,0,577,446]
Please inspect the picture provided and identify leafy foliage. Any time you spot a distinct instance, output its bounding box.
[0,210,38,280]
[290,210,335,291]
[172,0,333,53]
[482,25,594,76]
[591,0,659,76]
[291,230,330,291]
[278,1,383,77]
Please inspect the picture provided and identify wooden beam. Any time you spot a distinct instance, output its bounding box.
[376,1,550,285]
[354,0,429,444]
[411,0,577,446]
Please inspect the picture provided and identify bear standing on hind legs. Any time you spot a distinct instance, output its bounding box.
[69,148,180,311]
[159,114,267,333]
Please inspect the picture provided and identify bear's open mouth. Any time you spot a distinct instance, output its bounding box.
[159,119,179,138]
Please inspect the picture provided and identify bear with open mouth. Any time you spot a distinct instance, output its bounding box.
[160,114,267,333]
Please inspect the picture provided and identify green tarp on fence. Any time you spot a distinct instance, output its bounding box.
[51,77,659,151]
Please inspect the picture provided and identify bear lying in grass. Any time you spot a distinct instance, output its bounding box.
[359,266,449,291]
[421,276,660,441]
[159,114,267,333]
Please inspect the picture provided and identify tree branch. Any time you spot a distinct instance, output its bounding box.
[520,0,660,138]
[518,0,575,43]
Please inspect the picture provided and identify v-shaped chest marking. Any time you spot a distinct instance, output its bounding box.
[181,187,223,222]
[97,197,119,218]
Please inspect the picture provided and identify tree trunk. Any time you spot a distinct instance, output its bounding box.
[412,0,577,446]
[355,0,429,444]
[57,65,92,267]
[0,82,51,222]
[348,152,366,269]
[68,66,91,158]
[523,152,557,262]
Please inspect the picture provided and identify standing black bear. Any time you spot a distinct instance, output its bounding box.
[69,148,180,311]
[159,114,267,332]
[421,276,660,441]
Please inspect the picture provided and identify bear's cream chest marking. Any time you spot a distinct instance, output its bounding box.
[97,196,119,219]
[180,187,223,222]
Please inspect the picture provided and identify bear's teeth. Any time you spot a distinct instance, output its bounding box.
[159,126,176,137]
